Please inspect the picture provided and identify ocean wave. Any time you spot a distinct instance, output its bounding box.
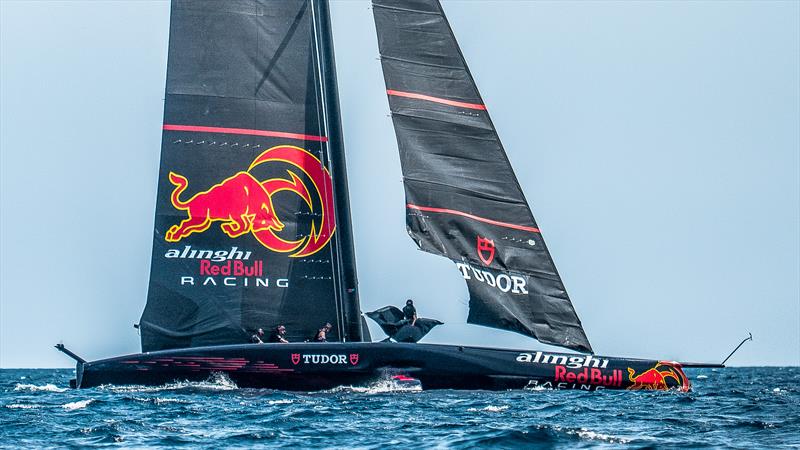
[467,405,509,413]
[128,396,191,405]
[735,419,778,429]
[4,403,42,409]
[267,399,293,405]
[458,425,634,447]
[329,378,422,394]
[101,372,238,393]
[13,383,67,393]
[571,427,632,444]
[77,422,126,444]
[62,399,94,410]
[448,425,567,447]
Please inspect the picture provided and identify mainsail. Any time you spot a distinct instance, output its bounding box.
[373,0,592,352]
[140,0,363,351]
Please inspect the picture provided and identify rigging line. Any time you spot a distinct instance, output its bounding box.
[310,0,344,342]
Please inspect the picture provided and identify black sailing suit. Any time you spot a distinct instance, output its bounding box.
[402,304,416,326]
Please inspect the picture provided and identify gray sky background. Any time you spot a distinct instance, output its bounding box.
[1,0,798,368]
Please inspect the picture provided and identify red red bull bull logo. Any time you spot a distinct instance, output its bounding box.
[165,145,335,257]
[626,361,690,392]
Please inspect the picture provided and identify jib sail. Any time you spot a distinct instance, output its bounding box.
[140,0,363,352]
[373,0,592,353]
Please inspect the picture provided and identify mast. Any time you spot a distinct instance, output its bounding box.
[311,0,364,342]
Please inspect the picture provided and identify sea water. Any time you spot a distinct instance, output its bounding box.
[1,367,798,448]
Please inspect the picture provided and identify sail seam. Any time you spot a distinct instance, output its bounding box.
[168,92,319,107]
[379,54,463,71]
[162,124,328,142]
[407,204,540,233]
[404,177,528,205]
[391,110,494,133]
[372,3,441,15]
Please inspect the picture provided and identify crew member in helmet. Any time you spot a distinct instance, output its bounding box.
[402,299,417,327]
[314,323,333,342]
[268,325,289,343]
[250,328,265,344]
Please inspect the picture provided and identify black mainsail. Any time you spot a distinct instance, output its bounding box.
[140,0,364,351]
[373,0,592,353]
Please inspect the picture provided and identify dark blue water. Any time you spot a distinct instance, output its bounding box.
[1,368,798,448]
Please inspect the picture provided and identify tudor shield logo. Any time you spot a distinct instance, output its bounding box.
[477,236,495,266]
[290,354,361,365]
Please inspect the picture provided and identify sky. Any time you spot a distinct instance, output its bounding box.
[1,0,798,368]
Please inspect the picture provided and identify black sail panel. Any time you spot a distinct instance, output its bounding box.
[373,0,592,353]
[141,0,350,351]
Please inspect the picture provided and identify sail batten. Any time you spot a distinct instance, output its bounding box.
[373,0,593,353]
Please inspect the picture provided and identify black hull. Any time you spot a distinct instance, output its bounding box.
[70,343,691,392]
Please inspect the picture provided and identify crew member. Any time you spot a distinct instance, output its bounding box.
[402,299,417,327]
[250,328,265,344]
[314,323,332,342]
[268,325,289,343]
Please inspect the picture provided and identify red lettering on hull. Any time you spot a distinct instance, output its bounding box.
[555,366,622,388]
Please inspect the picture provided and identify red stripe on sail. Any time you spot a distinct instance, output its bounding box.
[407,204,540,233]
[386,90,487,111]
[163,124,328,142]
